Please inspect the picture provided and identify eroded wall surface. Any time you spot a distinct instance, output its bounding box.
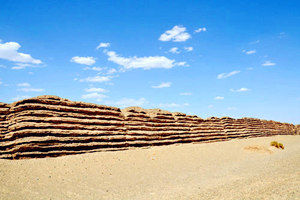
[0,96,298,159]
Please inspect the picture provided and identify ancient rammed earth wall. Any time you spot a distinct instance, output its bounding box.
[0,95,299,159]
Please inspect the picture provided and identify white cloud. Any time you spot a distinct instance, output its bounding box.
[83,66,103,71]
[84,66,118,75]
[84,87,107,93]
[217,70,240,79]
[70,56,96,65]
[227,107,237,111]
[175,61,187,66]
[214,96,224,100]
[152,82,172,88]
[230,88,250,92]
[12,95,31,101]
[159,25,191,42]
[0,81,2,85]
[247,67,254,70]
[80,75,111,83]
[18,87,45,92]
[208,105,214,109]
[106,68,118,74]
[184,47,193,52]
[158,103,189,108]
[194,27,207,33]
[180,92,192,96]
[111,97,148,108]
[96,42,110,50]
[17,82,31,87]
[81,92,107,101]
[243,50,256,55]
[0,41,42,64]
[106,51,184,70]
[262,61,276,66]
[0,64,7,68]
[169,47,179,54]
[11,63,34,70]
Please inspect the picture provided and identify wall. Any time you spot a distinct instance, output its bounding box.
[0,95,298,159]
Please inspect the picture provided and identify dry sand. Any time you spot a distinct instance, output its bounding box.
[1,135,300,200]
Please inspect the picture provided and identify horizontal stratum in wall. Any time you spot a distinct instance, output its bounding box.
[0,95,299,159]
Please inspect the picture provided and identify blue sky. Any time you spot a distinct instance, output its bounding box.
[0,0,300,124]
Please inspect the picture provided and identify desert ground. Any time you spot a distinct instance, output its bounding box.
[0,135,299,200]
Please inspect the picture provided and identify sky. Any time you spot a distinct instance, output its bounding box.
[0,0,300,124]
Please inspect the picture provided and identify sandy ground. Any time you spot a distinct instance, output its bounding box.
[0,135,300,200]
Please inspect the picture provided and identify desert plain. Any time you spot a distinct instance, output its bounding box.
[1,135,299,200]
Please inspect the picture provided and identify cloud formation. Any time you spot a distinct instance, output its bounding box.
[262,61,276,66]
[243,50,256,55]
[17,82,31,87]
[230,88,249,92]
[159,25,191,42]
[81,92,107,101]
[18,87,45,92]
[158,103,189,108]
[176,61,187,66]
[11,63,34,70]
[12,95,31,101]
[84,87,107,93]
[80,75,111,83]
[106,51,184,70]
[214,96,224,100]
[227,107,237,110]
[106,68,118,74]
[217,70,240,79]
[70,56,96,65]
[179,92,192,96]
[169,47,179,54]
[83,66,103,71]
[0,41,42,64]
[17,83,45,93]
[152,82,172,88]
[184,47,193,52]
[110,97,148,108]
[96,42,110,50]
[194,27,207,33]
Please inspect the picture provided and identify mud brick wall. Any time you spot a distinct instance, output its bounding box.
[0,96,297,159]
